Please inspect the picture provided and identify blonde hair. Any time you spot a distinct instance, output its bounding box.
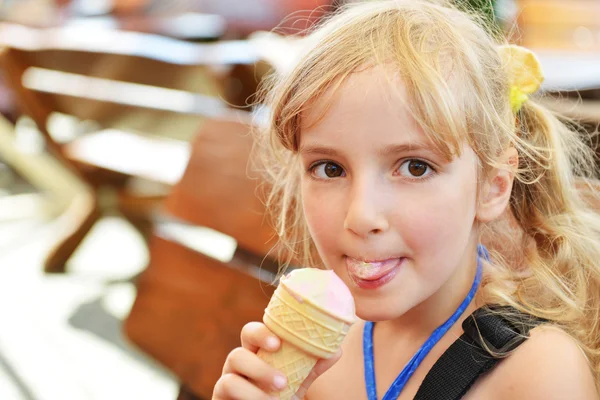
[254,0,600,387]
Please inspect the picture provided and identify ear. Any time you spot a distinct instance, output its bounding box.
[476,147,518,223]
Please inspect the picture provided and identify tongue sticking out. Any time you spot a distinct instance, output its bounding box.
[346,257,401,281]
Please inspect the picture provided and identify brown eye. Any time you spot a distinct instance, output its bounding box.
[325,163,343,177]
[398,159,433,178]
[408,160,427,176]
[312,162,345,179]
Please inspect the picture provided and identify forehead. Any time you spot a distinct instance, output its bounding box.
[300,66,434,151]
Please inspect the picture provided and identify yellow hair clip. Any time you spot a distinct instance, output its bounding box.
[499,44,544,113]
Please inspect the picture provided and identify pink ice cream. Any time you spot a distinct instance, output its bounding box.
[280,268,356,324]
[259,268,356,399]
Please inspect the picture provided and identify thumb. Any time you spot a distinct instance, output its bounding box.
[292,348,343,400]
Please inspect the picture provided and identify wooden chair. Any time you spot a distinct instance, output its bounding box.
[0,23,272,272]
[123,113,282,399]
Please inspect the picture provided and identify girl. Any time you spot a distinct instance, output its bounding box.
[213,0,600,399]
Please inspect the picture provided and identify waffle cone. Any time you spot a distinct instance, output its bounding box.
[257,283,352,399]
[258,340,318,399]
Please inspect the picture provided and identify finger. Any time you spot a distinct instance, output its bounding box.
[240,322,280,353]
[222,347,288,393]
[213,373,273,400]
[292,349,343,400]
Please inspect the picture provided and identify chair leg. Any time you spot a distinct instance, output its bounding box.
[44,193,100,273]
[118,190,165,245]
[121,213,154,245]
[177,385,205,400]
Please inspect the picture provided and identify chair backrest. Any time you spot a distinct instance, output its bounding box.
[164,113,277,257]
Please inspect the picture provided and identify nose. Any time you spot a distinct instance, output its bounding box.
[343,178,390,238]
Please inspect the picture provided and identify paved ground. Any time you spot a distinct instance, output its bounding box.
[0,214,180,400]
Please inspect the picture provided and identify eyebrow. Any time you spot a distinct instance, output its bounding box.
[299,142,434,157]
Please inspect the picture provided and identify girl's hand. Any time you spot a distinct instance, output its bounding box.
[213,322,342,400]
[213,322,287,400]
[292,350,343,400]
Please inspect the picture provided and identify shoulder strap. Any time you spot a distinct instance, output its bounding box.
[414,306,544,400]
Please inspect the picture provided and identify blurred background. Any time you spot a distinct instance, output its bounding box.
[0,0,597,399]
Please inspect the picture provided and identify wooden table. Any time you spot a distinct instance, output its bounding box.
[63,13,227,41]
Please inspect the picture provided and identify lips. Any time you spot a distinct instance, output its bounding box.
[345,256,403,289]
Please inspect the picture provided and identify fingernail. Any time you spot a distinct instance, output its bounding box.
[273,374,287,390]
[266,336,279,349]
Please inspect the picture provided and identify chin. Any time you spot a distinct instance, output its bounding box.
[354,297,409,322]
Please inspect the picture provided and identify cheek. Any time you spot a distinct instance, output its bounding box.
[301,181,345,253]
[397,174,478,257]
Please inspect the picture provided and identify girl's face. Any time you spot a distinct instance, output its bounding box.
[299,67,483,323]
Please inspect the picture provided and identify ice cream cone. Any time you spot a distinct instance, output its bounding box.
[257,269,355,399]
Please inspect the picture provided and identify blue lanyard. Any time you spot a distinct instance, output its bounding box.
[363,244,487,400]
